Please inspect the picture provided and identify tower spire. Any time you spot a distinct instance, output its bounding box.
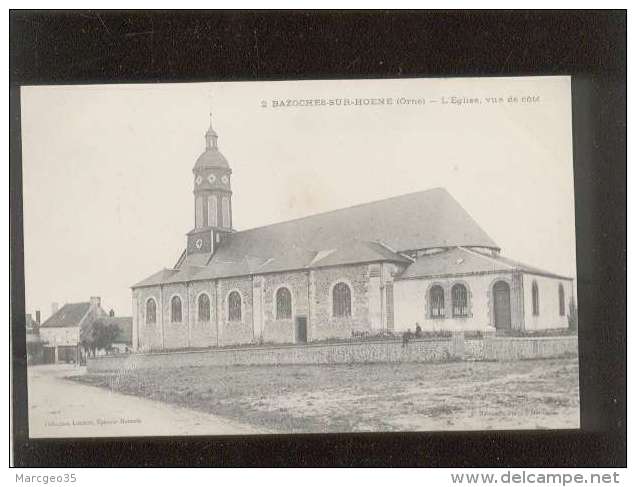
[205,92,218,149]
[205,111,218,150]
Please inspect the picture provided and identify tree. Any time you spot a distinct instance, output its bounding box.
[81,319,120,357]
[567,298,578,332]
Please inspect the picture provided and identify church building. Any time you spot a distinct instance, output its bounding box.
[131,120,574,351]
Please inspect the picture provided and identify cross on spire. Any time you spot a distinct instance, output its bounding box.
[208,91,214,129]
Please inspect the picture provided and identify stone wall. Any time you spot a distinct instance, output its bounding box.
[310,264,371,340]
[133,286,163,351]
[217,276,254,346]
[133,262,398,350]
[88,334,577,373]
[88,338,454,373]
[260,271,310,343]
[162,282,189,350]
[188,280,218,348]
[132,263,573,352]
[481,335,578,361]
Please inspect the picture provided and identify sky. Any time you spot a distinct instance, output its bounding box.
[20,76,576,320]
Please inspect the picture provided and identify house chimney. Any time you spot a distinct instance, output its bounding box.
[35,310,41,325]
[90,296,101,309]
[51,302,59,316]
[109,309,115,317]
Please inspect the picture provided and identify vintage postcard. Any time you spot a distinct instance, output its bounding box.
[20,76,579,437]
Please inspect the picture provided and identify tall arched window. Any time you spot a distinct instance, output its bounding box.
[332,282,351,318]
[222,197,230,228]
[532,281,540,316]
[452,284,468,317]
[198,293,210,322]
[429,285,445,318]
[171,295,182,323]
[146,298,157,325]
[228,291,242,322]
[208,195,218,227]
[558,283,565,316]
[195,196,204,228]
[276,287,292,320]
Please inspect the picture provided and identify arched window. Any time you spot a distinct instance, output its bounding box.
[146,298,157,325]
[532,281,540,316]
[228,291,242,322]
[429,285,445,318]
[208,195,218,227]
[452,284,468,317]
[276,287,292,320]
[332,282,351,318]
[222,197,230,228]
[195,196,204,228]
[558,283,565,316]
[171,295,182,323]
[198,293,210,322]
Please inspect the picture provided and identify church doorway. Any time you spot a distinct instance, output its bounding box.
[493,281,511,330]
[295,316,307,344]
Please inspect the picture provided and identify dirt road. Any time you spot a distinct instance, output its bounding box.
[27,364,266,438]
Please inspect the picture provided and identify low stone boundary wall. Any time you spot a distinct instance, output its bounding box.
[88,338,458,373]
[481,335,578,361]
[87,335,578,373]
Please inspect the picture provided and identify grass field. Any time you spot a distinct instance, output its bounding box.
[72,358,580,433]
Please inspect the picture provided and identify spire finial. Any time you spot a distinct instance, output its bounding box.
[205,92,218,150]
[208,91,214,128]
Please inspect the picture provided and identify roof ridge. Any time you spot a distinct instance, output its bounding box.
[459,246,515,269]
[231,187,450,236]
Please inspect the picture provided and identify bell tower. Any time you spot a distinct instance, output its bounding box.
[186,115,233,258]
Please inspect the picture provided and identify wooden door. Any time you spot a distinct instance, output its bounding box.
[493,281,511,330]
[295,317,307,344]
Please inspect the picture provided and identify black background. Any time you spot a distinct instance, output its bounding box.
[10,10,626,467]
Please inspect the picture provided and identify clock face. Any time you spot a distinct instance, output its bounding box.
[207,173,216,184]
[195,175,202,185]
[221,175,229,184]
[189,233,211,253]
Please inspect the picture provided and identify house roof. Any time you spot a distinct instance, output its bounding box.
[133,188,498,287]
[396,247,572,280]
[40,302,90,328]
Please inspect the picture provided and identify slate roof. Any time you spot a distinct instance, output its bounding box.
[396,247,572,280]
[40,302,90,328]
[132,188,499,288]
[194,147,230,169]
